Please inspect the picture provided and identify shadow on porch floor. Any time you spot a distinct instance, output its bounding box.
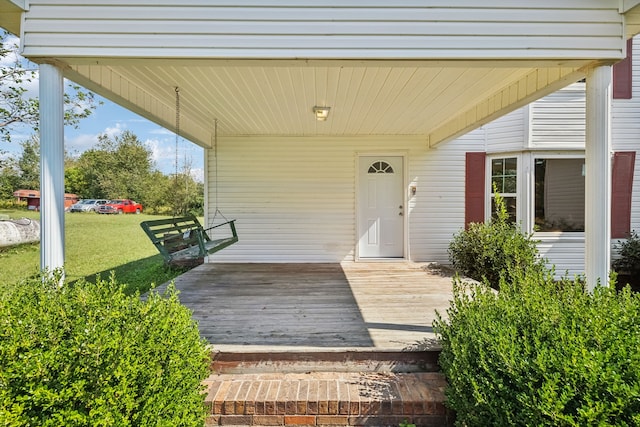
[154,261,455,353]
[153,262,457,426]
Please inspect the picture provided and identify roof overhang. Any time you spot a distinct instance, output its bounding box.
[0,0,24,34]
[1,0,637,149]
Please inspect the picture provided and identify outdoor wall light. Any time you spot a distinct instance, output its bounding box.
[313,106,331,121]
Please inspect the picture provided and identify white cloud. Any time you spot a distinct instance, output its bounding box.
[102,122,126,138]
[64,133,99,155]
[149,127,174,136]
[190,167,204,183]
[144,137,176,172]
[64,123,126,155]
[144,136,204,179]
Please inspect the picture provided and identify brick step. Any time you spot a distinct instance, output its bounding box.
[203,371,452,426]
[211,350,441,374]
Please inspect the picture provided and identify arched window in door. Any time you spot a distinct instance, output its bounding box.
[368,161,394,174]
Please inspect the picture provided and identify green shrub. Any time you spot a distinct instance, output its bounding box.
[0,199,27,210]
[0,273,210,426]
[144,205,174,216]
[448,191,545,289]
[434,272,640,426]
[613,230,640,278]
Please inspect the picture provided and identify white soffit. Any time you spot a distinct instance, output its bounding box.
[66,60,586,149]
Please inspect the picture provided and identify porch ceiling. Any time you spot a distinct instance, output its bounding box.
[61,58,588,150]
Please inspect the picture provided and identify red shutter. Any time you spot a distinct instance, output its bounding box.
[611,151,636,238]
[465,152,486,228]
[613,39,633,100]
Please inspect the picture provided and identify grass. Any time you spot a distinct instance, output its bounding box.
[0,209,190,294]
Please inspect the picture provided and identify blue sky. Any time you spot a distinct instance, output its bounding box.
[1,34,204,181]
[3,96,204,182]
[62,97,205,181]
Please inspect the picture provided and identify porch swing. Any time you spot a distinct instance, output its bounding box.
[140,88,238,267]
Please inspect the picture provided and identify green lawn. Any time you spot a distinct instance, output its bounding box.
[0,210,190,294]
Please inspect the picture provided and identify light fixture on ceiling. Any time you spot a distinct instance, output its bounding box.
[313,106,331,121]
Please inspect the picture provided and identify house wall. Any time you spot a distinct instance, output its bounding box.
[207,136,360,263]
[529,85,586,149]
[478,37,640,277]
[205,135,484,263]
[484,107,527,153]
[410,132,487,264]
[20,1,624,60]
[205,37,638,268]
[612,39,640,236]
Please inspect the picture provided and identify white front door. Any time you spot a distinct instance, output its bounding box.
[358,156,404,258]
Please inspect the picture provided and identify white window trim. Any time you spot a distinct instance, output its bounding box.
[530,151,586,239]
[485,153,522,225]
[486,151,587,239]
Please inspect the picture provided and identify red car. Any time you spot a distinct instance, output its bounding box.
[97,199,143,214]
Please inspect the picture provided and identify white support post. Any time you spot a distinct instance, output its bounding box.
[203,147,210,228]
[39,64,65,277]
[584,65,612,291]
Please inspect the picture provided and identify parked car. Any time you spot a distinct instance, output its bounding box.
[69,199,108,213]
[97,199,143,214]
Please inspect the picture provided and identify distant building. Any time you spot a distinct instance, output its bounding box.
[13,189,79,211]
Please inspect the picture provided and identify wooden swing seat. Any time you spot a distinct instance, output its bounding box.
[140,214,238,267]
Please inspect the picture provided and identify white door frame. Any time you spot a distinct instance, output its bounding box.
[355,152,408,261]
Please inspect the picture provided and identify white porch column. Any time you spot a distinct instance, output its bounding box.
[584,65,612,291]
[39,64,65,275]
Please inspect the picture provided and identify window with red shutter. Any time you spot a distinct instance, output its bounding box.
[613,39,633,100]
[611,151,636,238]
[465,152,486,228]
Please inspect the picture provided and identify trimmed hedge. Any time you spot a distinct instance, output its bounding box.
[448,192,545,290]
[434,272,640,426]
[613,230,640,278]
[0,274,210,426]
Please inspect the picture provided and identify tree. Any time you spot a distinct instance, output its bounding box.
[143,170,173,213]
[16,135,40,190]
[1,31,99,144]
[76,130,155,203]
[64,162,87,196]
[169,158,205,216]
[0,156,19,200]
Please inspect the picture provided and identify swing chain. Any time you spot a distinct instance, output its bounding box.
[175,87,181,179]
[212,118,230,224]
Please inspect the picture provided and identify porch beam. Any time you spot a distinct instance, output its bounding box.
[39,63,65,276]
[584,65,612,291]
[428,67,583,148]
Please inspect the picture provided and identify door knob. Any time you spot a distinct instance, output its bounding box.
[399,212,404,216]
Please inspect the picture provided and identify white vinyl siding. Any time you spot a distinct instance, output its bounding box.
[410,132,487,264]
[205,135,479,264]
[537,237,585,278]
[207,136,357,262]
[21,1,624,60]
[530,84,586,149]
[484,108,527,153]
[207,136,390,262]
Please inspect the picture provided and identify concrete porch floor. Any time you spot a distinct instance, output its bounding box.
[153,262,455,353]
